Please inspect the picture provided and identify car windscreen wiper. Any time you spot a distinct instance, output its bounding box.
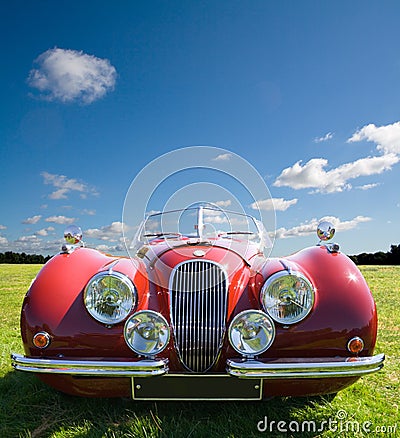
[144,232,182,238]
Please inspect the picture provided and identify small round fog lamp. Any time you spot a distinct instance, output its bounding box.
[124,311,170,357]
[33,332,51,349]
[228,310,275,357]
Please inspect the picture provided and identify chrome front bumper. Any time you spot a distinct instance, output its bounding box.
[11,353,384,379]
[226,353,385,379]
[11,353,168,377]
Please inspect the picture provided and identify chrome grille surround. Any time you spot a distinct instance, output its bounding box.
[169,260,228,372]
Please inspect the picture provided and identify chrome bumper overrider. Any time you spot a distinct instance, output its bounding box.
[226,353,385,378]
[10,354,168,377]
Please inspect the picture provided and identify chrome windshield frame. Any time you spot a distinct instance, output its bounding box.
[132,205,271,252]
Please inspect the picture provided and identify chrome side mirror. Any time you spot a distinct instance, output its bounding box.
[64,225,83,245]
[62,225,84,254]
[317,221,335,242]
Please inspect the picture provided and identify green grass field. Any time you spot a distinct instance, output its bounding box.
[0,264,398,437]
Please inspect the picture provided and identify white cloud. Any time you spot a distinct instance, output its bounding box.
[348,121,400,155]
[356,183,380,191]
[28,48,117,104]
[214,200,232,207]
[203,214,228,224]
[275,120,400,194]
[273,154,399,193]
[10,235,61,254]
[48,189,69,200]
[212,153,233,161]
[145,210,162,216]
[275,215,371,239]
[0,235,8,246]
[93,242,127,254]
[14,235,42,246]
[42,171,98,199]
[45,215,76,225]
[250,198,298,212]
[85,221,125,242]
[202,208,227,216]
[22,215,42,224]
[35,229,48,237]
[314,132,333,143]
[10,235,58,254]
[35,226,55,237]
[82,209,96,216]
[95,244,112,252]
[0,224,7,230]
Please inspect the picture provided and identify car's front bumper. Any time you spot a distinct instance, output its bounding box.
[11,353,168,377]
[226,353,385,378]
[11,353,384,379]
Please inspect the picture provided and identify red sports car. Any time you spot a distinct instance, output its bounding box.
[11,205,384,400]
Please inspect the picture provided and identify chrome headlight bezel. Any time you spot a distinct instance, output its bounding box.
[124,310,170,357]
[84,271,137,325]
[260,271,315,325]
[228,310,275,357]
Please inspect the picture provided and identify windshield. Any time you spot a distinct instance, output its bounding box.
[133,205,271,251]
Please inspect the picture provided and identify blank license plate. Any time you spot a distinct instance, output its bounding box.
[132,375,262,400]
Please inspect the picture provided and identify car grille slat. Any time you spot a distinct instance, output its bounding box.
[170,260,228,372]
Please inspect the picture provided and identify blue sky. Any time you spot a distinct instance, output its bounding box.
[1,1,400,257]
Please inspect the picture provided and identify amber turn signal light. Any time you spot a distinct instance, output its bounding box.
[347,336,364,354]
[33,332,51,349]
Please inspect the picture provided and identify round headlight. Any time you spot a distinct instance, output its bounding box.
[228,310,275,357]
[261,271,314,324]
[124,310,170,357]
[84,271,136,324]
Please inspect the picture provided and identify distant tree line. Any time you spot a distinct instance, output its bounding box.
[349,244,400,265]
[0,251,52,264]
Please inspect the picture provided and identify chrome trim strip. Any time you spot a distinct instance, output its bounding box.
[226,353,385,379]
[10,353,168,377]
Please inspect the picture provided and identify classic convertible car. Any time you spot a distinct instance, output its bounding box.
[11,205,384,400]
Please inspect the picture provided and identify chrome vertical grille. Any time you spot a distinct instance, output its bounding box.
[170,260,228,372]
